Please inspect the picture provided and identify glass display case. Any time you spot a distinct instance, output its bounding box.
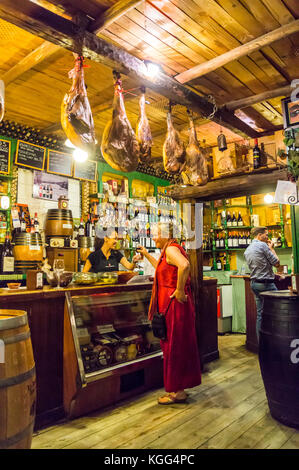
[65,289,162,386]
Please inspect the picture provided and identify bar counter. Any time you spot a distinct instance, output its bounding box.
[0,277,218,429]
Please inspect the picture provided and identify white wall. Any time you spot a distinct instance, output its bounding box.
[17,168,81,239]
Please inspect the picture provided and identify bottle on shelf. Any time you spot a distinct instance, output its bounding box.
[219,233,225,249]
[232,212,237,227]
[34,213,39,233]
[237,212,243,226]
[85,214,91,237]
[30,218,35,233]
[20,210,27,233]
[216,254,222,271]
[253,138,261,169]
[78,218,85,237]
[232,232,238,248]
[226,211,232,227]
[221,210,226,227]
[216,233,220,248]
[247,232,251,246]
[227,233,233,248]
[91,218,96,238]
[0,232,14,274]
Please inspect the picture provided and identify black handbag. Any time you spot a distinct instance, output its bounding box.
[152,296,174,341]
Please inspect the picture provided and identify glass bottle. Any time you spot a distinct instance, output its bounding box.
[1,232,14,274]
[253,138,261,169]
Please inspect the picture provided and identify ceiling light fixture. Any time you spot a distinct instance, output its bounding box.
[73,148,88,163]
[264,193,274,204]
[143,60,161,79]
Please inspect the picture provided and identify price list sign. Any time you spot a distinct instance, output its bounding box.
[0,138,11,175]
[15,140,46,171]
[47,150,73,177]
[74,160,97,182]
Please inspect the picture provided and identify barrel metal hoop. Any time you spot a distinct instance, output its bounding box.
[0,366,35,389]
[0,314,28,330]
[0,421,35,449]
[2,330,31,345]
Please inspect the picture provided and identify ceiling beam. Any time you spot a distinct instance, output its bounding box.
[3,41,60,86]
[0,0,259,139]
[223,84,294,111]
[167,168,288,201]
[175,20,299,84]
[89,0,144,34]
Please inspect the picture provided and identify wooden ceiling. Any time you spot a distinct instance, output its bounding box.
[0,0,298,161]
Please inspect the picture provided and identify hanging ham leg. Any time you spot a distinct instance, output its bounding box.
[163,110,185,174]
[181,114,209,186]
[61,55,95,153]
[101,77,139,172]
[136,89,152,162]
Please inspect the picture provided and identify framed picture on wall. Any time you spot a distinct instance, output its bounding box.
[282,97,299,129]
[32,170,68,202]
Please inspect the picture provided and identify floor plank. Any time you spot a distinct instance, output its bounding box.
[32,334,299,449]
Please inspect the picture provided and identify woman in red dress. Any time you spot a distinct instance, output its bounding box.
[138,223,201,404]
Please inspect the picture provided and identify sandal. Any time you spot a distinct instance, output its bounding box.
[158,393,187,405]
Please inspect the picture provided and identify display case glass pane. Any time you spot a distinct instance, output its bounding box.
[67,290,161,378]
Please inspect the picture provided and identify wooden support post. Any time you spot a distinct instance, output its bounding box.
[291,204,299,274]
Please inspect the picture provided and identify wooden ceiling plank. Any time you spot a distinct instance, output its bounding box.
[215,0,267,36]
[90,0,144,34]
[238,0,280,32]
[260,0,295,25]
[3,41,60,85]
[224,84,294,110]
[241,106,278,131]
[282,0,299,18]
[175,20,299,83]
[0,0,259,138]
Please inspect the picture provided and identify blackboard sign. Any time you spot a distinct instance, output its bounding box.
[0,138,10,175]
[47,150,73,177]
[74,160,97,182]
[15,140,46,170]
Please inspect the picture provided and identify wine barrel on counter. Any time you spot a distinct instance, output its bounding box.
[0,310,36,449]
[13,233,43,273]
[45,209,73,238]
[259,291,299,429]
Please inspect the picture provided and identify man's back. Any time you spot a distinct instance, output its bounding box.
[244,239,279,281]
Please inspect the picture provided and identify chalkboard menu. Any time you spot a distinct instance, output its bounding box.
[0,138,10,175]
[47,150,73,177]
[15,140,46,170]
[74,160,97,182]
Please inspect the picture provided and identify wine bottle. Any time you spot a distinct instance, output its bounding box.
[247,232,251,246]
[34,212,39,233]
[216,255,222,271]
[219,233,225,248]
[226,211,232,227]
[91,218,96,238]
[85,214,91,237]
[78,218,85,237]
[20,210,27,233]
[232,212,237,227]
[228,233,233,248]
[30,218,35,233]
[237,212,243,226]
[253,138,261,169]
[216,233,220,248]
[233,232,238,248]
[1,232,14,274]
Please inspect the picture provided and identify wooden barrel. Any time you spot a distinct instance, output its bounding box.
[259,291,299,429]
[45,209,73,238]
[0,310,36,448]
[13,233,43,273]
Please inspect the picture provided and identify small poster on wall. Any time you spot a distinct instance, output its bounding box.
[32,170,68,202]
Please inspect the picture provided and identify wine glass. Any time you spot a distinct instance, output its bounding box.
[53,258,65,289]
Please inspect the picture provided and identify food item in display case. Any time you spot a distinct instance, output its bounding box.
[181,112,209,186]
[114,344,128,363]
[136,89,152,161]
[61,55,95,152]
[101,74,139,172]
[94,344,114,368]
[163,109,185,174]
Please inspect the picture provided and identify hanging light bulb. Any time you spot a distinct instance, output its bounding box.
[143,60,161,78]
[264,193,274,204]
[65,138,75,149]
[73,148,88,163]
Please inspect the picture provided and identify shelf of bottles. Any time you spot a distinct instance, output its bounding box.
[203,194,289,271]
[84,176,179,257]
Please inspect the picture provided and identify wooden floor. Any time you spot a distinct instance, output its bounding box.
[32,334,299,449]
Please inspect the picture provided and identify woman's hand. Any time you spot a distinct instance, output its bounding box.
[136,245,147,257]
[132,253,142,263]
[170,289,188,303]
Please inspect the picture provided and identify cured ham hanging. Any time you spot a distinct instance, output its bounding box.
[136,87,152,162]
[101,73,139,172]
[163,105,185,174]
[181,111,209,186]
[61,55,95,152]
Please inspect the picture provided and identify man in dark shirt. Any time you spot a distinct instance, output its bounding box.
[244,226,280,342]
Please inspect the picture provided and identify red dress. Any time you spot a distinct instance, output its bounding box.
[149,242,201,393]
